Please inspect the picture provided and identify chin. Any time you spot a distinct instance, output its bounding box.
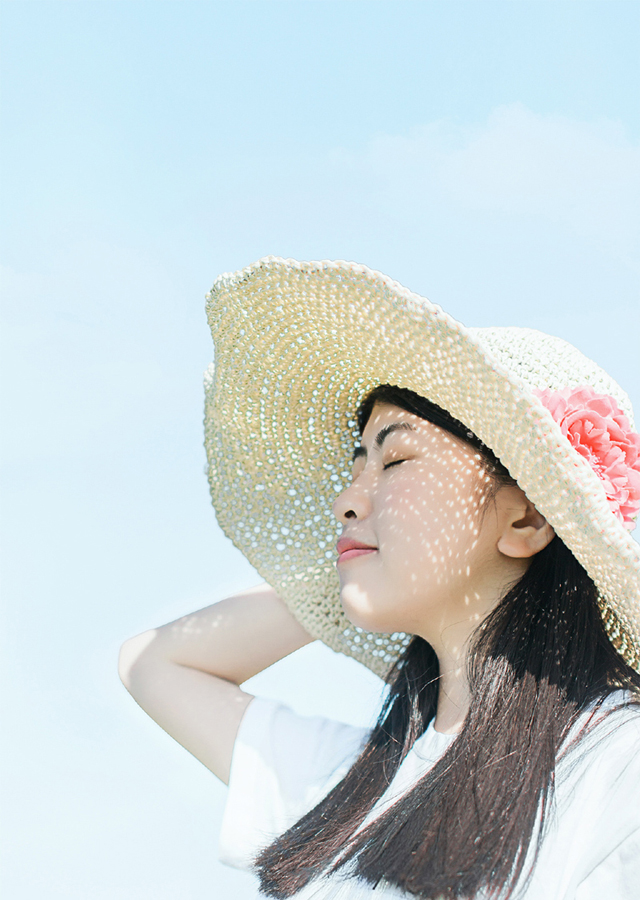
[339,584,398,634]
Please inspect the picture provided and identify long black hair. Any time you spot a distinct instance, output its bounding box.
[254,384,640,899]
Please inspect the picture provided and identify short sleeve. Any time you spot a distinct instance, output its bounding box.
[218,697,371,871]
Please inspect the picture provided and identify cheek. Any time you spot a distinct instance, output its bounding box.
[377,475,485,564]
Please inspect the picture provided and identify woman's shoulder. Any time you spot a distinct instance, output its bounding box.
[220,696,372,872]
[557,690,640,802]
[236,695,372,786]
[581,689,640,747]
[543,691,640,897]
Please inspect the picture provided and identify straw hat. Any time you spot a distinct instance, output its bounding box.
[204,257,640,678]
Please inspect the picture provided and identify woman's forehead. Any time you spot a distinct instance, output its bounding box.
[363,401,457,442]
[358,402,481,464]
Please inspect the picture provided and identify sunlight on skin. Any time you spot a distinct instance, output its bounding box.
[333,402,554,735]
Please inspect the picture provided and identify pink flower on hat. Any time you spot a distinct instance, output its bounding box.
[533,385,640,531]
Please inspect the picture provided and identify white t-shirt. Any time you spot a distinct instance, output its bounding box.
[219,693,640,899]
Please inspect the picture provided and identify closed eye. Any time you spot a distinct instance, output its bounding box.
[383,459,407,470]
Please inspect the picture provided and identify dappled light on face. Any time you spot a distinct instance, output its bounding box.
[334,402,508,655]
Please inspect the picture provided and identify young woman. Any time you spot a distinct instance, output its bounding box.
[119,258,640,899]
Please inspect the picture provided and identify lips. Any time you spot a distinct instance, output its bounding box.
[336,536,378,564]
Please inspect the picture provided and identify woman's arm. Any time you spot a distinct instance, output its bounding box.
[118,583,315,784]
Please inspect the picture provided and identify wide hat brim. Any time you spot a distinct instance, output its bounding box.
[204,257,640,678]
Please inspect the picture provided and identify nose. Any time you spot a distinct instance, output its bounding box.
[332,477,372,524]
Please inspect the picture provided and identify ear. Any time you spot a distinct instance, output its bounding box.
[495,486,556,559]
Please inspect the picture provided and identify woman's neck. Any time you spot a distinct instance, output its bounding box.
[422,561,532,734]
[433,661,469,734]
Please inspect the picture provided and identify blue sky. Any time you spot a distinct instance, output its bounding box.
[1,2,639,898]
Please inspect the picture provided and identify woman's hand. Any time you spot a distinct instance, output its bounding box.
[118,584,314,784]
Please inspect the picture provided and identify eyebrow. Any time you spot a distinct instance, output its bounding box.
[352,422,417,463]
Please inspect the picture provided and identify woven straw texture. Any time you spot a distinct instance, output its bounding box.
[204,257,640,678]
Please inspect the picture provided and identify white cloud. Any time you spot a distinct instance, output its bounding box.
[332,104,640,269]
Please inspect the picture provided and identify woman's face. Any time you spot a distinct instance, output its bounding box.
[332,402,519,648]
